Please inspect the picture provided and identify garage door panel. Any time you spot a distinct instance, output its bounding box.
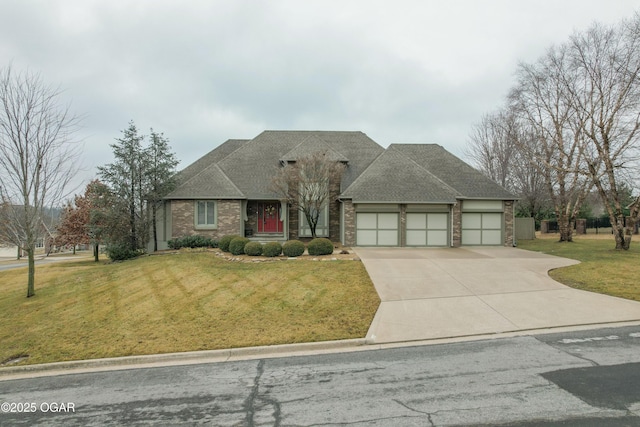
[482,230,502,245]
[407,212,449,246]
[428,213,448,229]
[428,230,449,246]
[462,229,482,245]
[357,230,378,246]
[462,213,482,228]
[406,230,427,246]
[357,213,377,229]
[356,212,399,246]
[482,213,502,229]
[461,212,502,245]
[378,230,399,246]
[378,213,398,229]
[406,213,426,229]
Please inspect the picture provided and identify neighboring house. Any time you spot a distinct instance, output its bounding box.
[154,130,517,250]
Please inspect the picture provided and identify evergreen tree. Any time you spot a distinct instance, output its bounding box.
[147,129,179,252]
[98,122,146,252]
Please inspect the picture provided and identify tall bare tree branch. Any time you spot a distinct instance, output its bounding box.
[0,66,81,297]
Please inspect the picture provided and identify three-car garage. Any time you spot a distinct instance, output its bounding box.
[353,200,506,247]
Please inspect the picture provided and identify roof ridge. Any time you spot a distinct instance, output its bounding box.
[171,160,246,199]
[280,134,349,162]
[339,149,386,196]
[212,163,246,197]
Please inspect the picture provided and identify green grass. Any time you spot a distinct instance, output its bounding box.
[518,238,640,301]
[0,252,379,366]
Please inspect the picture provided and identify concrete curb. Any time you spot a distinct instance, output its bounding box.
[4,321,640,382]
[0,338,367,381]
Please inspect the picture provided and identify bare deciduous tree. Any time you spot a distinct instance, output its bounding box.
[271,151,345,239]
[0,66,81,297]
[466,110,517,189]
[510,45,592,242]
[567,17,640,249]
[147,129,178,252]
[466,109,551,222]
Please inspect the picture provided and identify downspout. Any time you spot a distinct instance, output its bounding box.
[241,200,248,236]
[340,200,345,245]
[450,203,455,248]
[280,200,288,239]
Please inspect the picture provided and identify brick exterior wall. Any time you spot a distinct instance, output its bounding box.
[328,185,341,242]
[400,204,408,247]
[170,200,242,240]
[343,200,355,246]
[504,200,515,246]
[452,201,462,247]
[288,204,299,240]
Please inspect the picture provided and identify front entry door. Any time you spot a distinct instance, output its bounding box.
[258,202,283,233]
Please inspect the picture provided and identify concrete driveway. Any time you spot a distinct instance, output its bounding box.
[354,247,640,344]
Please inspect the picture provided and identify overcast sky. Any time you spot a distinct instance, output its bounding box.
[2,0,639,188]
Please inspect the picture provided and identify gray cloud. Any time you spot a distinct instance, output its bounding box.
[1,0,638,190]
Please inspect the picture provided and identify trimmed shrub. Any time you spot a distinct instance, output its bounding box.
[307,238,334,256]
[168,235,217,249]
[219,235,241,252]
[262,241,282,257]
[282,239,305,257]
[244,241,263,256]
[105,244,140,261]
[229,237,250,255]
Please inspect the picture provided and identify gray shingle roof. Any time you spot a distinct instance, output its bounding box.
[340,145,459,203]
[172,139,247,186]
[391,144,516,199]
[216,131,383,199]
[165,133,516,203]
[165,164,245,199]
[166,139,247,199]
[280,135,349,163]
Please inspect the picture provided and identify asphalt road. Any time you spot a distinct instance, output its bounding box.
[0,256,83,272]
[2,325,640,426]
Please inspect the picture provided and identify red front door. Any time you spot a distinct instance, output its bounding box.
[258,202,283,233]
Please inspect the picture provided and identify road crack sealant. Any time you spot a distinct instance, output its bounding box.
[392,398,436,426]
[243,359,283,427]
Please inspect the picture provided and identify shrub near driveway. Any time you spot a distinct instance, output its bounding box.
[229,237,250,255]
[282,240,305,257]
[262,242,282,257]
[308,238,334,256]
[0,253,379,366]
[244,241,263,256]
[219,235,241,252]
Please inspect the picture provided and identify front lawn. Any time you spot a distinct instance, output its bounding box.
[518,237,640,301]
[0,252,379,366]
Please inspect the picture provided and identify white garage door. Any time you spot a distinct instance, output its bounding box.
[356,213,399,246]
[406,213,449,246]
[462,213,502,245]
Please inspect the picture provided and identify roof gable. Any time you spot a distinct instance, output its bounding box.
[340,145,459,203]
[216,131,383,199]
[392,144,517,200]
[280,135,349,163]
[165,164,245,199]
[173,139,247,185]
[166,139,247,199]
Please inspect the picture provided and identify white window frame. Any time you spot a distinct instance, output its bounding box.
[195,200,217,229]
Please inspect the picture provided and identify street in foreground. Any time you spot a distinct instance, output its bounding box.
[2,325,640,426]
